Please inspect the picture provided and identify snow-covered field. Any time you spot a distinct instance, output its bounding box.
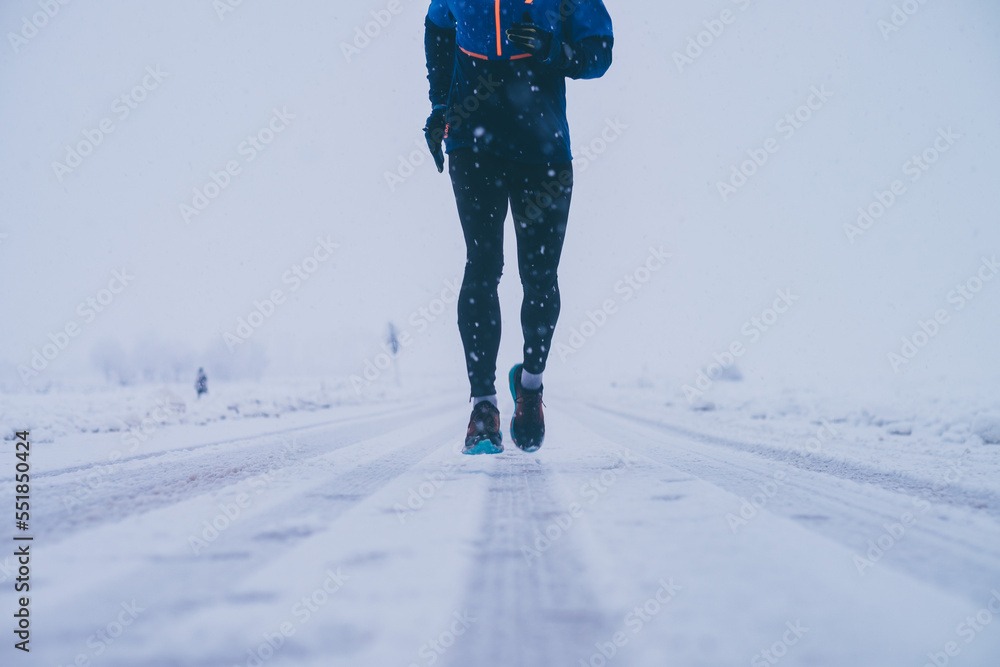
[1,379,361,445]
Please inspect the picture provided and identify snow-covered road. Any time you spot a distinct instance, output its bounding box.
[13,399,1000,667]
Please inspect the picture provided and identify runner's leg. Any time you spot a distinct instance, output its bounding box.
[508,160,573,377]
[449,148,509,398]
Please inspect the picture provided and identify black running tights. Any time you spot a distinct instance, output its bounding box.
[448,148,573,398]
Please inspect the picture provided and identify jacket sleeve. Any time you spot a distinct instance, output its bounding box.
[542,34,613,80]
[544,0,613,80]
[425,10,456,107]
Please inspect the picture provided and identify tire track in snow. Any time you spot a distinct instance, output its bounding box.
[569,401,1000,603]
[587,402,1000,520]
[31,401,429,480]
[106,426,462,667]
[27,402,452,544]
[34,413,463,667]
[443,456,611,667]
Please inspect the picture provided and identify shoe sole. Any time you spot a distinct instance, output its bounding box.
[462,438,504,456]
[509,364,543,453]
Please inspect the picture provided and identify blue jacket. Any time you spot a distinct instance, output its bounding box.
[426,0,614,164]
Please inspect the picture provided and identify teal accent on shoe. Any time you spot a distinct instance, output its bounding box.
[508,364,522,446]
[508,364,522,403]
[462,438,504,456]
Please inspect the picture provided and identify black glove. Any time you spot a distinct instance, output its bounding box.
[506,13,556,60]
[423,105,448,173]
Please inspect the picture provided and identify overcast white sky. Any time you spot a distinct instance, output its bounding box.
[2,0,998,395]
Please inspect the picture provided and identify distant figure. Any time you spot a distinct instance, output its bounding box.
[387,322,401,356]
[387,322,402,386]
[195,367,208,398]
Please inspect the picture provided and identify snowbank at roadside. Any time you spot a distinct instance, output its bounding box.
[563,374,1000,499]
[0,377,411,444]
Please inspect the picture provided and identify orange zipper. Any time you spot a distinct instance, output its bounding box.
[495,0,502,57]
